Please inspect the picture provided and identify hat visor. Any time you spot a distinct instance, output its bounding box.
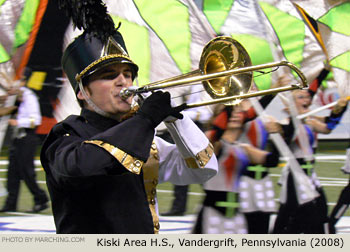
[76,55,139,83]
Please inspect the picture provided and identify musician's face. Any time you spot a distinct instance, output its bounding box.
[227,104,245,130]
[78,63,134,116]
[226,100,251,130]
[293,90,311,114]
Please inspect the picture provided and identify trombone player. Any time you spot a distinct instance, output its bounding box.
[40,20,218,233]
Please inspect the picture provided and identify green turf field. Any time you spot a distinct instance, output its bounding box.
[0,140,349,217]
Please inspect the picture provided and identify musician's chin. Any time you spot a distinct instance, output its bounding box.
[118,102,132,112]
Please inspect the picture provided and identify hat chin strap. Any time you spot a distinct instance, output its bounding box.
[78,81,112,118]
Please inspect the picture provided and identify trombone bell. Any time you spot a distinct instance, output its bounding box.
[200,36,252,100]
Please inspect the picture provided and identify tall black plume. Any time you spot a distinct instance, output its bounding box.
[58,0,116,43]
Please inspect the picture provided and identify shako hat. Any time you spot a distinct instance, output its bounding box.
[58,0,138,93]
[62,30,139,93]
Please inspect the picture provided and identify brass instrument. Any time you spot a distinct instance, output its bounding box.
[120,36,307,108]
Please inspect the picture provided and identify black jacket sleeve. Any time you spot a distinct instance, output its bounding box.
[40,114,155,189]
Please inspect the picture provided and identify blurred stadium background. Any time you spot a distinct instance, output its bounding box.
[1,0,350,234]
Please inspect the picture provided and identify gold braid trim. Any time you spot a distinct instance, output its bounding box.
[143,142,160,234]
[185,143,214,169]
[75,54,135,82]
[84,140,143,175]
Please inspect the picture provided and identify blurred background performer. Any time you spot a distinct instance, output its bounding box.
[0,79,48,213]
[273,87,349,234]
[192,103,280,234]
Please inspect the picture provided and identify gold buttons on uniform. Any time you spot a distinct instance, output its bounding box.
[131,160,142,173]
[205,149,211,158]
[151,188,156,195]
[154,222,160,230]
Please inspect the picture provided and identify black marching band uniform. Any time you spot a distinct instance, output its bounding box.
[40,3,217,233]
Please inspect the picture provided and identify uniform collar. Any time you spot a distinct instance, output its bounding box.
[81,108,119,131]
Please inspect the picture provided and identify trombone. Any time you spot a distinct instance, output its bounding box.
[120,36,307,108]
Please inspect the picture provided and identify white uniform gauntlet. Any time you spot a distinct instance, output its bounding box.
[165,113,214,169]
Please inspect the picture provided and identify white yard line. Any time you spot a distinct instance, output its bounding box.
[0,214,349,234]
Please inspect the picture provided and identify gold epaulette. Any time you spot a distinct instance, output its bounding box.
[84,140,144,175]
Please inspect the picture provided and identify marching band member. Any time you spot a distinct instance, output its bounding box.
[273,88,349,233]
[192,102,280,233]
[40,1,217,234]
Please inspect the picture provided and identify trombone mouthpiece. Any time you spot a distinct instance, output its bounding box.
[120,87,139,100]
[119,88,132,100]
